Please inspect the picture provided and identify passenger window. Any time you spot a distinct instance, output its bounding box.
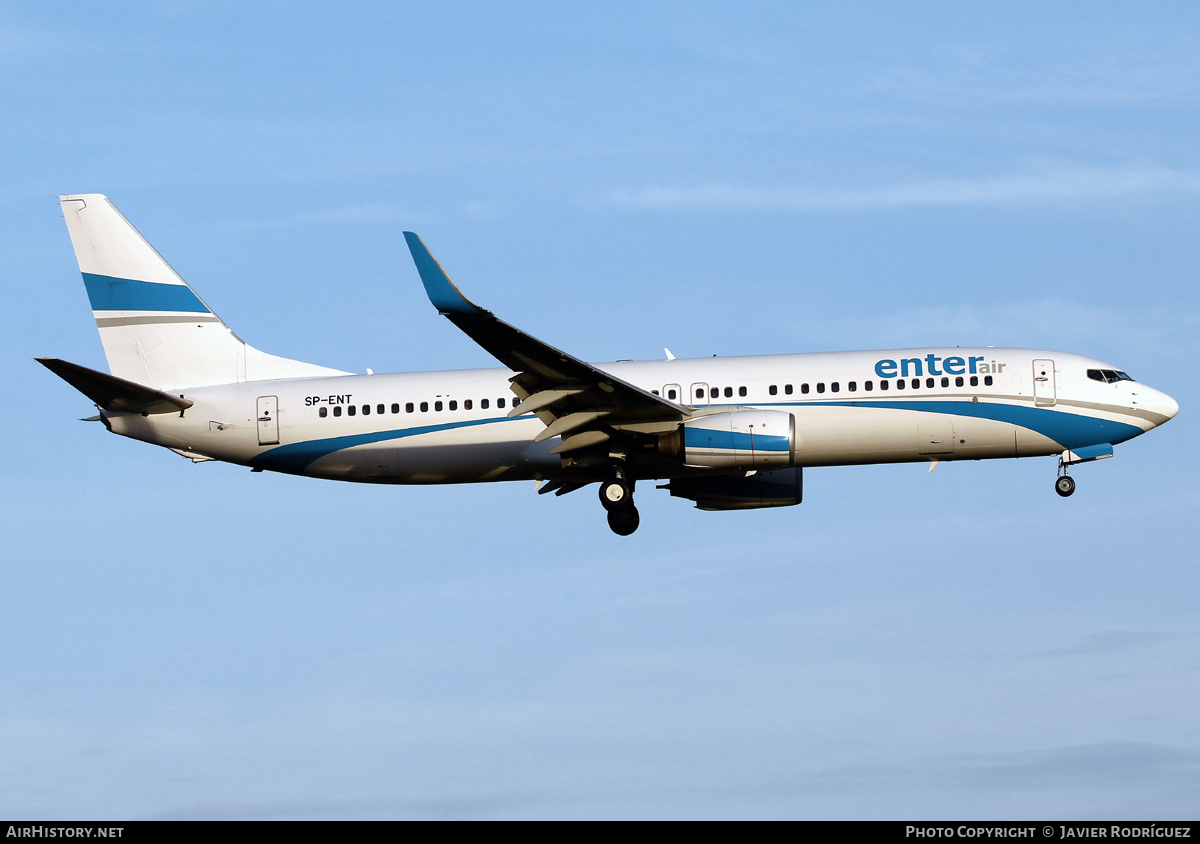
[391,403,399,414]
[831,382,840,393]
[434,401,443,411]
[498,398,506,408]
[668,389,677,400]
[896,379,905,390]
[361,405,370,415]
[879,380,889,391]
[512,398,520,408]
[955,376,964,387]
[378,404,385,414]
[348,405,357,416]
[864,381,873,391]
[801,383,810,394]
[769,385,778,396]
[449,400,457,411]
[848,381,857,392]
[739,386,747,397]
[941,377,949,388]
[420,401,428,412]
[406,402,414,413]
[481,398,489,409]
[784,384,793,395]
[969,376,979,387]
[984,375,993,386]
[817,383,825,394]
[695,387,704,399]
[333,406,342,417]
[911,379,920,389]
[926,378,934,389]
[319,406,328,417]
[724,387,733,398]
[465,399,473,410]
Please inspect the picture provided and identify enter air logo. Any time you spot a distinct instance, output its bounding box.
[874,354,1008,378]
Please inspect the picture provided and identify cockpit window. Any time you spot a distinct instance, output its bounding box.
[1087,368,1135,383]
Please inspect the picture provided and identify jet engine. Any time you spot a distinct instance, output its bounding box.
[663,467,803,511]
[658,409,795,470]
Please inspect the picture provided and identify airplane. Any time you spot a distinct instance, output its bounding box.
[40,194,1179,535]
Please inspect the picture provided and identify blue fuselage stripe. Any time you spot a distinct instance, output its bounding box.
[759,399,1143,448]
[249,397,1143,474]
[249,417,515,471]
[83,273,210,313]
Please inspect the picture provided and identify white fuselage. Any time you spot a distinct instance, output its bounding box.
[101,347,1177,484]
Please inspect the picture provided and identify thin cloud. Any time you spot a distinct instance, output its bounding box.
[1029,630,1170,659]
[222,204,408,230]
[873,39,1200,107]
[609,165,1200,212]
[785,742,1200,797]
[290,204,400,225]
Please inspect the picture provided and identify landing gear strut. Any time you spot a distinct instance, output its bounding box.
[1055,459,1076,498]
[600,467,640,535]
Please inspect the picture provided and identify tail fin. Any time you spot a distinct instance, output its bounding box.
[59,194,347,389]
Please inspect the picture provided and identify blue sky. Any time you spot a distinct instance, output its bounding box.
[3,1,1199,819]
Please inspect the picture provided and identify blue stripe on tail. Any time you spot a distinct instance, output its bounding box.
[82,273,209,313]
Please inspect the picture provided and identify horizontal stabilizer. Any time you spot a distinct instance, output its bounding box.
[37,357,194,414]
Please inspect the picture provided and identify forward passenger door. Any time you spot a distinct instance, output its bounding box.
[1033,359,1056,407]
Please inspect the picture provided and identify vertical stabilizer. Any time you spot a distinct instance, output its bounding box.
[59,194,347,389]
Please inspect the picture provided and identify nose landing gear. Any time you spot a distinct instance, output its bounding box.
[1055,459,1076,498]
[599,470,640,535]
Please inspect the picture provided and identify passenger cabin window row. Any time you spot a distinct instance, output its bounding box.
[684,386,750,400]
[318,396,518,418]
[766,376,993,396]
[667,375,1001,405]
[320,372,1002,418]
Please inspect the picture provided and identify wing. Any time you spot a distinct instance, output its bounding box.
[403,232,690,455]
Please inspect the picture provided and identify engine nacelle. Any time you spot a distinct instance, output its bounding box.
[664,467,803,511]
[658,409,795,470]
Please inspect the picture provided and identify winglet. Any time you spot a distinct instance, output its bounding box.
[403,232,482,316]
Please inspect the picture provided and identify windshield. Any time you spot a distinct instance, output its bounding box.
[1087,368,1135,384]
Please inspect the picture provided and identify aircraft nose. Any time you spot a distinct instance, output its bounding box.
[1146,390,1179,424]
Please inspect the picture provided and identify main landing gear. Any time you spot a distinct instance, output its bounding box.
[599,473,640,536]
[1055,459,1076,498]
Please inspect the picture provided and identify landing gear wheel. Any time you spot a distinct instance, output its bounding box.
[607,505,640,536]
[599,479,632,511]
[1055,475,1076,497]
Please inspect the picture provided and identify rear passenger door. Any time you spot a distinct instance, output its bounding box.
[257,396,280,445]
